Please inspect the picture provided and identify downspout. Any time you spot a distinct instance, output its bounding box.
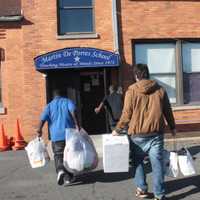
[112,0,122,85]
[103,0,121,132]
[112,0,119,53]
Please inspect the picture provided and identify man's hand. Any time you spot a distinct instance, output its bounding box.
[94,107,100,114]
[171,129,176,136]
[75,125,81,132]
[37,129,42,138]
[112,130,119,136]
[37,120,45,138]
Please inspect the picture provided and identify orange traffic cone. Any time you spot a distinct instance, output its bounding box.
[12,119,27,150]
[0,124,10,151]
[9,136,14,147]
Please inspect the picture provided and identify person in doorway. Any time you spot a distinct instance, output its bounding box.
[112,64,176,200]
[94,84,123,131]
[37,87,80,186]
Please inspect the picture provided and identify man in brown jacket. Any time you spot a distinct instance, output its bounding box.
[112,64,176,200]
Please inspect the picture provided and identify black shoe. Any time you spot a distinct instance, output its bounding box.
[64,174,76,186]
[154,196,167,200]
[57,170,65,185]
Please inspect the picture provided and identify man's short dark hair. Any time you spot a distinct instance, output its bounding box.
[53,86,66,97]
[134,63,150,80]
[112,84,118,92]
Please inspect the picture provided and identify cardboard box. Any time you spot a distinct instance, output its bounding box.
[102,134,129,173]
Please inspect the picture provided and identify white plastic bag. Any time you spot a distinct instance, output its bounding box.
[25,137,49,168]
[65,134,85,172]
[64,128,98,173]
[163,150,179,177]
[178,148,196,176]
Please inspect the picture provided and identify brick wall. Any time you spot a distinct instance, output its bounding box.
[0,0,115,141]
[120,0,200,83]
[1,0,199,140]
[120,1,200,131]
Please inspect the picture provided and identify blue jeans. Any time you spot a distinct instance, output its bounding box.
[130,134,165,199]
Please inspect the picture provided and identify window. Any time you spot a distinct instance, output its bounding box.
[182,42,200,104]
[0,48,6,114]
[0,0,22,22]
[0,73,2,106]
[0,51,2,107]
[0,0,21,16]
[57,0,94,35]
[134,40,200,105]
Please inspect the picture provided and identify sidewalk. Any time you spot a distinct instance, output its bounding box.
[91,133,200,157]
[0,135,200,200]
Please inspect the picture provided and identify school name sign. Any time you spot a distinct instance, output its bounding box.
[34,47,120,70]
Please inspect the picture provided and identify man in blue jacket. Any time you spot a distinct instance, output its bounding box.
[37,87,80,186]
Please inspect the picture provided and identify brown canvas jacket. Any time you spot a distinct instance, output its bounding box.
[116,79,175,136]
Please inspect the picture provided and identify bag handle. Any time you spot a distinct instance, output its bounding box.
[172,135,177,152]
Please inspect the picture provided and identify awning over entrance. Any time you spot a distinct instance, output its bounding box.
[34,47,120,71]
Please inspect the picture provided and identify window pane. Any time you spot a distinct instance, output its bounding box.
[135,43,176,73]
[182,42,200,72]
[59,9,93,34]
[183,73,200,104]
[151,75,176,103]
[0,74,1,103]
[182,42,200,104]
[60,0,92,7]
[0,0,21,16]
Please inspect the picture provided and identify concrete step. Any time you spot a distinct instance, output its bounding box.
[90,134,103,157]
[90,134,200,158]
[47,134,200,161]
[46,134,105,160]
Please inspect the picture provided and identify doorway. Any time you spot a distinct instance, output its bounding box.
[80,70,107,134]
[46,69,109,134]
[46,70,79,102]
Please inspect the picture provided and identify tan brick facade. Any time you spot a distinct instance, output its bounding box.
[120,1,200,132]
[120,1,200,82]
[0,0,200,141]
[0,0,116,141]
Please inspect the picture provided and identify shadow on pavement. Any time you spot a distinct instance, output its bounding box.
[165,175,200,200]
[188,145,200,158]
[72,168,134,185]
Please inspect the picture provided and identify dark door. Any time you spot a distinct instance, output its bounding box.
[46,70,79,103]
[80,70,107,134]
[46,70,80,140]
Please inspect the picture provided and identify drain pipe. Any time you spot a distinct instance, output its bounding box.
[112,0,122,85]
[112,0,119,53]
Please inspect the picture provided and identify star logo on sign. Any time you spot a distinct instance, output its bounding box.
[74,56,80,62]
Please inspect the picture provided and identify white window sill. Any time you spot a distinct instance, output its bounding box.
[0,107,6,114]
[172,105,200,111]
[56,33,99,40]
[0,15,23,22]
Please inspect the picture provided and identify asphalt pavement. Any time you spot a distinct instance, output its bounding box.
[0,135,200,200]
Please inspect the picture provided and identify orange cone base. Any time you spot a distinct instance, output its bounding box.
[0,146,10,152]
[12,145,26,150]
[0,125,11,152]
[12,140,27,151]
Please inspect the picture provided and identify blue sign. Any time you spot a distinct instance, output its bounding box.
[34,47,120,70]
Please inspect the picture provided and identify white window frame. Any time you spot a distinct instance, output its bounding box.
[133,39,200,106]
[0,50,5,114]
[57,0,97,39]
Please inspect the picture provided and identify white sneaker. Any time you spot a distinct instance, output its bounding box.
[57,170,65,185]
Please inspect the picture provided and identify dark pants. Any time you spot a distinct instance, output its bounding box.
[109,120,119,131]
[51,140,73,176]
